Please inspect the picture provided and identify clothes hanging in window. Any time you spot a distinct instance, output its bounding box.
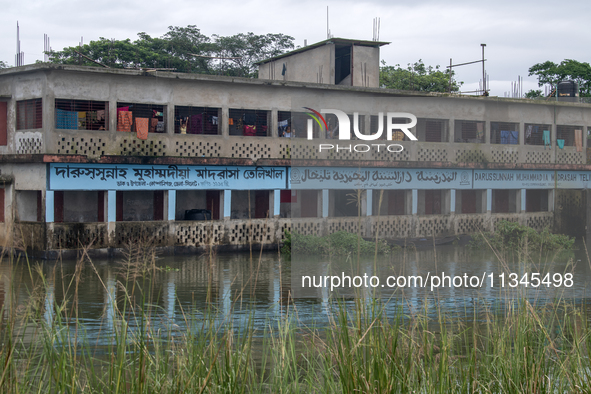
[575,129,583,152]
[56,109,78,130]
[117,111,133,132]
[278,119,288,135]
[543,130,550,148]
[135,118,149,140]
[557,139,565,149]
[149,118,158,133]
[189,114,202,134]
[243,125,256,136]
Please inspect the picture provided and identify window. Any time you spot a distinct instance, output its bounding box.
[17,99,42,130]
[115,191,164,221]
[229,109,269,137]
[335,44,352,85]
[492,190,518,213]
[174,106,220,135]
[423,190,441,215]
[417,118,448,142]
[370,115,415,141]
[55,99,109,131]
[490,122,519,145]
[556,125,582,147]
[278,111,323,139]
[454,120,485,143]
[116,102,166,133]
[524,123,551,146]
[16,190,42,222]
[526,190,548,212]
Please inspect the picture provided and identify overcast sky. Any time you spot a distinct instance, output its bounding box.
[1,0,589,97]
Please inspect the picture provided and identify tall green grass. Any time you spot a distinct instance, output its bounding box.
[1,242,591,393]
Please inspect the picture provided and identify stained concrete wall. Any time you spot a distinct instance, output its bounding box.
[352,45,380,88]
[258,44,333,84]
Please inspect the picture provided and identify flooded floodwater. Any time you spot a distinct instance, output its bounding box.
[2,242,591,345]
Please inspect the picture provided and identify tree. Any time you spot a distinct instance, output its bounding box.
[528,59,591,97]
[47,26,295,78]
[525,89,543,99]
[211,32,294,77]
[0,61,8,69]
[379,60,463,93]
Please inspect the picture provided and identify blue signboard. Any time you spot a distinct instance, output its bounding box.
[473,170,556,189]
[289,167,473,190]
[49,164,288,191]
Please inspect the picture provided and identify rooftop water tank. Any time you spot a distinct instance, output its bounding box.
[557,80,579,102]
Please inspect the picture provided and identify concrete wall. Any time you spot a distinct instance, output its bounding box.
[0,66,590,165]
[258,44,333,84]
[352,45,380,88]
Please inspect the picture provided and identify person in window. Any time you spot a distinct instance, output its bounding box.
[282,126,292,138]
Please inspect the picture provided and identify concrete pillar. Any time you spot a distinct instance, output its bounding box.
[322,189,329,218]
[450,189,456,213]
[221,107,230,138]
[412,189,418,215]
[486,189,492,212]
[109,100,117,132]
[271,109,278,138]
[108,190,116,222]
[273,189,280,217]
[224,189,231,219]
[366,189,373,216]
[168,190,176,221]
[448,119,455,143]
[45,190,54,223]
[548,189,554,212]
[521,188,527,212]
[166,104,174,135]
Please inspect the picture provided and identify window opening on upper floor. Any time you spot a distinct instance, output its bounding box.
[524,123,551,146]
[557,125,583,148]
[17,99,42,130]
[229,109,269,137]
[116,102,166,134]
[454,120,485,143]
[491,122,519,145]
[55,99,109,131]
[335,44,352,85]
[174,106,220,135]
[416,118,448,142]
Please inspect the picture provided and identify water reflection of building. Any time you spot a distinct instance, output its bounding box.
[0,37,591,256]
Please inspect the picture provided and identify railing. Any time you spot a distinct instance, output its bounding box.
[8,128,583,165]
[14,211,556,251]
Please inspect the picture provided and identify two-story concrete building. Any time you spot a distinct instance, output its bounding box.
[0,38,590,257]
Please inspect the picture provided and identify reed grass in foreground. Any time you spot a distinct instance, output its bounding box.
[1,248,591,393]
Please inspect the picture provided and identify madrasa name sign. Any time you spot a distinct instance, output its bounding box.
[48,164,287,191]
[289,167,473,189]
